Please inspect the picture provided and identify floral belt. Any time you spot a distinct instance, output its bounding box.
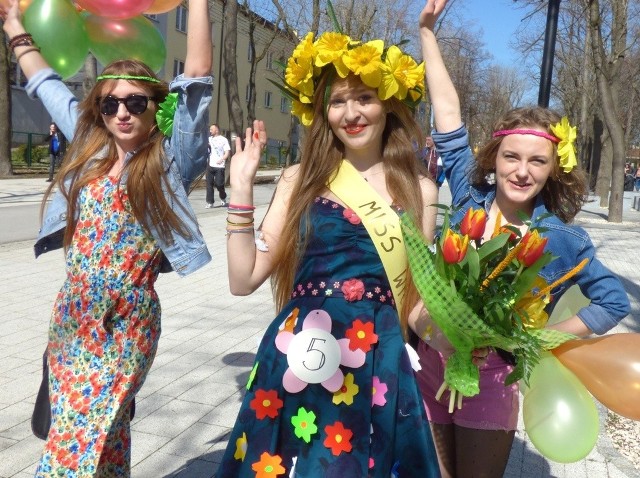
[291,278,395,305]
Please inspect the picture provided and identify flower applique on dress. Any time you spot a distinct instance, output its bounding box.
[275,309,366,393]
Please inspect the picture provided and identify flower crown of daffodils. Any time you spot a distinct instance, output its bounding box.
[284,31,425,126]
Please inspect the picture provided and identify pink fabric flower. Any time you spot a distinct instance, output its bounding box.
[372,376,388,407]
[341,279,365,302]
[342,208,362,225]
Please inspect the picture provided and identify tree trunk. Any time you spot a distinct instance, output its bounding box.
[595,132,611,208]
[0,30,13,177]
[83,55,97,99]
[223,0,244,137]
[587,0,627,222]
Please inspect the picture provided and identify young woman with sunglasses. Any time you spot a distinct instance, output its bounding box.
[1,0,212,475]
[416,1,629,476]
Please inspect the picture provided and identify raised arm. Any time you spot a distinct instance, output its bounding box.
[1,0,52,81]
[419,0,461,133]
[184,0,212,78]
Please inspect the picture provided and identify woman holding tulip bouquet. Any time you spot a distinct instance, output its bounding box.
[416,1,630,476]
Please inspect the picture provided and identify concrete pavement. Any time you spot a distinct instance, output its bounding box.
[0,175,638,477]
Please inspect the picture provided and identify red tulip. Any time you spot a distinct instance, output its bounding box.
[460,208,487,240]
[442,229,469,264]
[517,230,548,267]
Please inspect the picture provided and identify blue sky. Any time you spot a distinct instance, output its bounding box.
[455,0,530,66]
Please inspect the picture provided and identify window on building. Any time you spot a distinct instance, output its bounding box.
[266,51,274,70]
[245,84,254,102]
[280,96,288,113]
[264,91,272,109]
[173,59,185,77]
[176,5,188,33]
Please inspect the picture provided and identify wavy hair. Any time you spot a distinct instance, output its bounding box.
[43,59,190,249]
[472,107,587,223]
[270,72,429,336]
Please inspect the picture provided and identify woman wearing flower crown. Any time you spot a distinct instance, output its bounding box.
[1,0,212,475]
[216,22,440,478]
[415,1,630,476]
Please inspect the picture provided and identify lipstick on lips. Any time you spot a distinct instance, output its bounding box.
[345,124,365,135]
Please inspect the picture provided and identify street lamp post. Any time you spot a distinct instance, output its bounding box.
[538,0,561,107]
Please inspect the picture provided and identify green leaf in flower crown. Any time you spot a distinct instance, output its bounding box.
[326,0,343,34]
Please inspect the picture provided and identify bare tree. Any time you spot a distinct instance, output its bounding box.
[0,29,13,177]
[223,0,245,137]
[83,55,97,99]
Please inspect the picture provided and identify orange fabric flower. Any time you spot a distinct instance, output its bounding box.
[251,452,286,477]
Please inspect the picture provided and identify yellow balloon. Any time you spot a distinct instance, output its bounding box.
[523,352,599,463]
[547,284,590,326]
[553,333,640,421]
[144,0,181,14]
[0,0,32,12]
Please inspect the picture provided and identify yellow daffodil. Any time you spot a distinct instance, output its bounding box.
[285,54,315,98]
[514,277,550,329]
[342,40,384,87]
[379,46,425,101]
[550,116,577,173]
[314,32,352,77]
[292,100,314,126]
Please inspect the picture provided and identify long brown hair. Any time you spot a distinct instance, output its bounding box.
[42,59,191,249]
[472,107,587,223]
[270,72,428,336]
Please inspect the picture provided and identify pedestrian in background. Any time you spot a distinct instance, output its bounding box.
[45,122,65,182]
[205,123,231,208]
[1,0,212,475]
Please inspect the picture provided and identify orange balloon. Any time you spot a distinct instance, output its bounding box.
[0,0,33,12]
[144,0,181,14]
[552,333,640,421]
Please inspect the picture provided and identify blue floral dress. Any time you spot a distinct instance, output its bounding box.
[217,197,439,477]
[36,176,162,477]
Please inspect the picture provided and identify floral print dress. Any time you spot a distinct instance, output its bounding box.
[36,176,162,477]
[216,198,439,477]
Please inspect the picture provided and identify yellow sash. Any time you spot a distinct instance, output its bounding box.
[328,160,408,313]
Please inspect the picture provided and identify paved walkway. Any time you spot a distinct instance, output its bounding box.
[0,175,638,477]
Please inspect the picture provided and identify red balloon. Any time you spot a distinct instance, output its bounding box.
[552,333,640,420]
[75,0,154,19]
[145,0,181,14]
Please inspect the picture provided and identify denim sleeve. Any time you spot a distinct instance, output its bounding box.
[25,68,79,141]
[167,74,213,191]
[432,125,475,207]
[574,234,630,334]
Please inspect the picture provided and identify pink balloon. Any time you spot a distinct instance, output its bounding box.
[144,0,182,14]
[75,0,154,19]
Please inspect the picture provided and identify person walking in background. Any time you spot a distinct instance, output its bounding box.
[635,164,640,192]
[423,135,445,187]
[45,122,65,182]
[416,1,630,476]
[1,0,212,475]
[205,123,231,208]
[215,25,441,476]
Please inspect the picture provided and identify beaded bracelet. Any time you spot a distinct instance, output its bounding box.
[16,47,41,62]
[10,38,35,51]
[9,33,33,49]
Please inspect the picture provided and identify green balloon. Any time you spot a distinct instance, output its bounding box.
[23,0,88,79]
[523,352,599,463]
[85,14,166,73]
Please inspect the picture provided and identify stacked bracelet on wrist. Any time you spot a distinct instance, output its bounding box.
[9,33,35,52]
[227,203,255,215]
[226,214,255,237]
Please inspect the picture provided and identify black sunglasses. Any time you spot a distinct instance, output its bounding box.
[98,94,156,116]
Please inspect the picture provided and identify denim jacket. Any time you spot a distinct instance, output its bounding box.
[29,68,212,276]
[433,125,630,335]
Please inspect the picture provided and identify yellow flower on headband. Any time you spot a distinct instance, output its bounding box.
[379,45,426,101]
[341,40,384,87]
[550,116,577,173]
[285,32,316,98]
[314,32,352,78]
[292,100,314,126]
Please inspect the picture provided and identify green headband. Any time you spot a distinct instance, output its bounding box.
[96,74,161,83]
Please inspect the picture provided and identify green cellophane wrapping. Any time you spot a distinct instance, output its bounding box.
[401,214,575,397]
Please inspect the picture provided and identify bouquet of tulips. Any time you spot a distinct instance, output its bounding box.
[401,207,586,408]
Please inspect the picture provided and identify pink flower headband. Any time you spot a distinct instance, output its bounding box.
[492,129,559,143]
[491,117,578,173]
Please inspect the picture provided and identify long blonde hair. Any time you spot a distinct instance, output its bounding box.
[270,72,428,337]
[43,59,191,249]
